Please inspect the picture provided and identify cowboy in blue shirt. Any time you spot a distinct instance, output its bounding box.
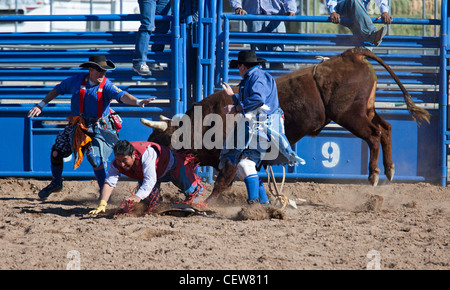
[28,55,155,199]
[220,50,304,205]
[326,0,393,47]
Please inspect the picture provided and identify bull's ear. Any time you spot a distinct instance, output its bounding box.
[159,115,172,122]
[140,118,168,131]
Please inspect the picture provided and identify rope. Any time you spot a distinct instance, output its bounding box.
[265,165,288,210]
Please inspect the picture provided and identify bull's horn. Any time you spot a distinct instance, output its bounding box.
[159,115,172,121]
[315,56,330,63]
[140,118,168,131]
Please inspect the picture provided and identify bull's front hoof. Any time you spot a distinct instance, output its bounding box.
[385,164,395,181]
[368,173,379,187]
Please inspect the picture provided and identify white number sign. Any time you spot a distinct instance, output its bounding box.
[321,142,340,168]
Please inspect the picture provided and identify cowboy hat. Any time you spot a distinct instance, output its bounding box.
[229,50,266,68]
[79,55,116,71]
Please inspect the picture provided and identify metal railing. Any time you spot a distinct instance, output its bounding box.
[212,4,444,184]
[0,0,188,178]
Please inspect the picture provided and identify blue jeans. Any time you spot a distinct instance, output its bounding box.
[245,15,286,69]
[335,0,378,44]
[132,0,171,65]
[245,19,286,52]
[50,116,118,187]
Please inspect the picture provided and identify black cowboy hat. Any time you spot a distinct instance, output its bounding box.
[229,50,266,68]
[79,55,116,71]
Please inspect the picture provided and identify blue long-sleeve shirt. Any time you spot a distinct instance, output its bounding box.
[229,0,297,15]
[326,0,390,14]
[233,66,280,115]
[55,73,126,118]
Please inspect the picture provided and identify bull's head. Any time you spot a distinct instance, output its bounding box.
[141,89,235,160]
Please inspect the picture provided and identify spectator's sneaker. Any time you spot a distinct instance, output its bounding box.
[371,26,387,47]
[148,62,164,71]
[132,63,152,76]
[38,182,63,199]
[269,62,284,70]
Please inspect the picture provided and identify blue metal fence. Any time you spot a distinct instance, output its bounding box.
[441,0,449,186]
[0,0,188,178]
[0,0,448,186]
[212,1,445,185]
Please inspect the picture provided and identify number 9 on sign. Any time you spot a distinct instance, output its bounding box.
[321,142,340,168]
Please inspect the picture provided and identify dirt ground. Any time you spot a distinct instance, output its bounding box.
[0,177,448,270]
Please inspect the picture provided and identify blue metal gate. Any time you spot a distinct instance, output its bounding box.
[441,0,449,186]
[0,0,448,186]
[0,0,188,178]
[210,0,445,184]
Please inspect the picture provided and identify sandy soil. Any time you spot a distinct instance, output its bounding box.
[0,177,448,270]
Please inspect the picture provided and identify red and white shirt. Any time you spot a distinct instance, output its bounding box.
[105,141,174,199]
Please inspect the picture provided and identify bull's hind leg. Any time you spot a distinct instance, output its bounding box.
[361,121,382,186]
[337,114,382,186]
[372,113,395,181]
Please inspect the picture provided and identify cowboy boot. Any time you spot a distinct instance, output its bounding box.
[244,174,260,204]
[38,164,63,199]
[258,178,270,205]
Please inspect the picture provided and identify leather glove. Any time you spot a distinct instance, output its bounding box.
[89,200,107,215]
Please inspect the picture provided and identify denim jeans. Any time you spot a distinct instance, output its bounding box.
[50,116,118,186]
[245,19,286,52]
[245,16,286,69]
[132,0,171,65]
[83,117,119,170]
[335,0,378,44]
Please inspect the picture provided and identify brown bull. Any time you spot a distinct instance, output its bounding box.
[141,48,430,205]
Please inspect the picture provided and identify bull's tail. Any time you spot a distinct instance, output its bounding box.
[349,48,431,125]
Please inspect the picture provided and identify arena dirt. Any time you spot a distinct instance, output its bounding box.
[0,177,448,269]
